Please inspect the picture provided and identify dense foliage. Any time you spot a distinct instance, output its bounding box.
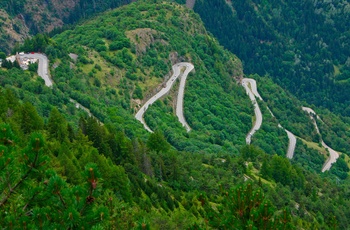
[0,86,348,229]
[0,0,25,15]
[193,0,350,117]
[52,0,252,154]
[0,0,350,228]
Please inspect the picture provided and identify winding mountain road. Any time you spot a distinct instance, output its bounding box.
[21,53,99,120]
[69,98,93,117]
[242,78,297,158]
[242,79,263,144]
[302,107,339,172]
[23,53,333,170]
[176,63,194,132]
[135,62,194,133]
[21,53,53,87]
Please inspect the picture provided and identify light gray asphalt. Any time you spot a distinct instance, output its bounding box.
[176,63,194,132]
[135,62,194,132]
[242,78,297,159]
[21,53,53,87]
[302,107,339,172]
[242,78,263,145]
[285,129,297,159]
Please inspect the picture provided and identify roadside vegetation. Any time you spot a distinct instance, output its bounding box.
[0,0,349,228]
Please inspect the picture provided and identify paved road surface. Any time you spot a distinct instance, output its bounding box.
[242,78,297,158]
[69,98,93,117]
[22,53,101,123]
[135,62,194,132]
[176,63,194,132]
[242,78,263,144]
[302,107,339,172]
[243,78,263,100]
[20,52,300,160]
[21,53,53,87]
[285,129,297,159]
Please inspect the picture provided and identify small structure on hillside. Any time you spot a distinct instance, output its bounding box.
[19,52,38,70]
[5,52,38,70]
[20,57,38,70]
[6,55,16,63]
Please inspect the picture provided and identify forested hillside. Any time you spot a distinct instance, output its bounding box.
[1,0,350,228]
[191,0,350,117]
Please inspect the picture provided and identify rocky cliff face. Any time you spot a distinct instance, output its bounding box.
[0,0,131,53]
[0,0,78,53]
[23,0,78,31]
[0,9,30,53]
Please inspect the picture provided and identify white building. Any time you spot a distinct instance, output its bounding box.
[6,55,16,63]
[4,52,38,70]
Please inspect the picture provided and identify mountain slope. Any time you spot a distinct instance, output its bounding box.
[40,0,350,187]
[52,0,255,154]
[1,0,350,228]
[191,0,350,116]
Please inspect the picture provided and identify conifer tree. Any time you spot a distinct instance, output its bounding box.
[200,183,293,229]
[147,130,170,153]
[20,102,44,134]
[0,123,110,228]
[47,107,68,142]
[260,157,272,179]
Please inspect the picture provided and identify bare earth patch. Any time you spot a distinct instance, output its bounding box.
[126,28,167,55]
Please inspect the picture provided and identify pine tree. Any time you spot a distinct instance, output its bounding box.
[0,130,46,207]
[147,130,170,153]
[200,183,293,229]
[20,102,44,134]
[260,157,271,179]
[47,107,68,142]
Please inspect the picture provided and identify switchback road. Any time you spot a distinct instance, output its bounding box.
[242,78,263,145]
[242,78,297,158]
[135,62,194,132]
[176,63,194,132]
[302,107,339,172]
[22,53,99,121]
[285,129,297,159]
[22,53,319,166]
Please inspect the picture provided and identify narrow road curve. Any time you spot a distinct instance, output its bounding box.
[69,98,92,117]
[135,62,194,133]
[176,63,194,132]
[285,129,297,159]
[24,52,298,159]
[242,78,297,158]
[21,53,53,87]
[242,78,263,144]
[22,53,99,121]
[302,107,339,172]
